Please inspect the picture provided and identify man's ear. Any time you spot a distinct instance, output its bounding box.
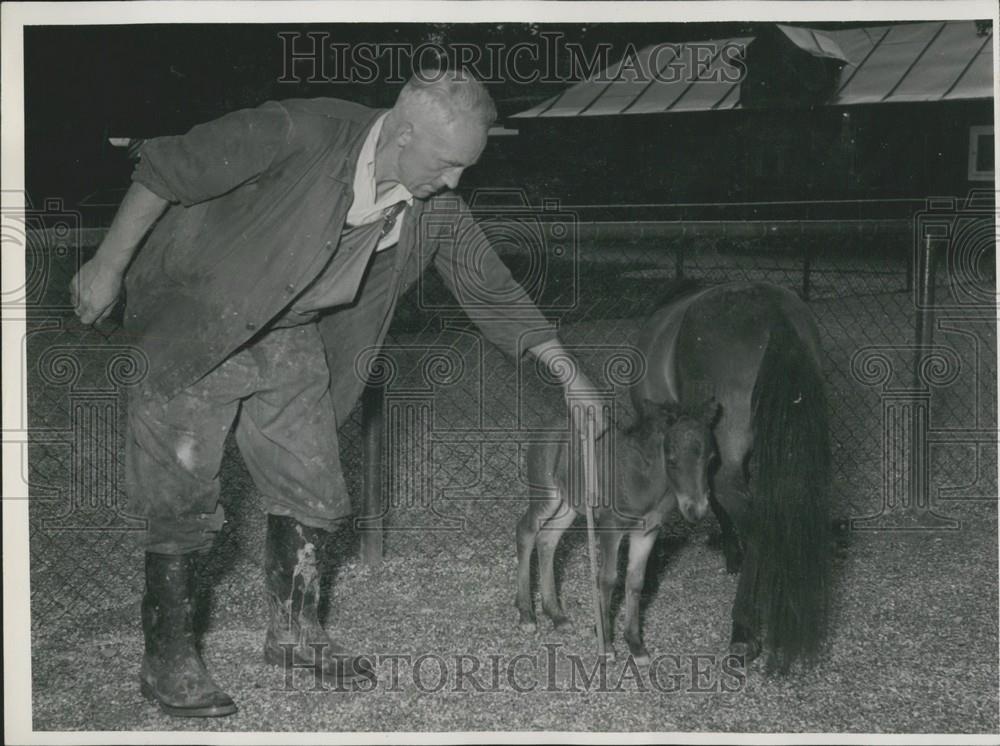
[397,121,413,147]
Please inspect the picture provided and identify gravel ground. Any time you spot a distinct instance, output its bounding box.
[31,496,998,734]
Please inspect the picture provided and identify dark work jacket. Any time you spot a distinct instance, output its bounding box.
[125,97,558,399]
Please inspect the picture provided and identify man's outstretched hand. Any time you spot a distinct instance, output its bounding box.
[529,338,610,438]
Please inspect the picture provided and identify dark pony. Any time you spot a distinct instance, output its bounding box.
[633,280,832,671]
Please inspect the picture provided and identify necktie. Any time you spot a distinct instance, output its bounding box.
[380,201,408,239]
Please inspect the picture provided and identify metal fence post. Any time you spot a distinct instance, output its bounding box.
[905,231,957,528]
[914,233,939,388]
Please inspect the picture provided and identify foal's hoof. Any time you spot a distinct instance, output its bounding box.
[517,610,537,633]
[623,649,650,667]
[551,616,575,633]
[626,640,649,666]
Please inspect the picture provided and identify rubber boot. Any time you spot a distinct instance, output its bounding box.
[263,514,374,684]
[139,552,237,717]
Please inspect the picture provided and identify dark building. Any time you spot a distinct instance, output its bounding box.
[479,21,995,219]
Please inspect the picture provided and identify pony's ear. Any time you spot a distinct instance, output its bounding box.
[701,397,721,425]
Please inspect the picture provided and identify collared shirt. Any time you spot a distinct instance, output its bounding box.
[346,112,413,252]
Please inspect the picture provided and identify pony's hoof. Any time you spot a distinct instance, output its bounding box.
[519,620,537,634]
[710,531,743,573]
[728,639,761,666]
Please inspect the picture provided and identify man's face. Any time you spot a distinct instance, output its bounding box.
[396,112,488,198]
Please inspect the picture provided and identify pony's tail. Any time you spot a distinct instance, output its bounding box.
[749,315,832,672]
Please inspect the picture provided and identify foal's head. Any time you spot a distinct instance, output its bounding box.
[636,398,718,524]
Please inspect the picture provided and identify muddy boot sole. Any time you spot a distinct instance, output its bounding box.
[140,678,238,718]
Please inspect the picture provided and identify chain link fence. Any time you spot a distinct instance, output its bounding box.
[21,196,997,636]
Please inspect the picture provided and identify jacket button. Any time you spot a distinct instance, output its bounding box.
[246,322,257,331]
[285,284,296,294]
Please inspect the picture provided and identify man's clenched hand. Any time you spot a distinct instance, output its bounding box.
[70,258,123,325]
[67,182,171,325]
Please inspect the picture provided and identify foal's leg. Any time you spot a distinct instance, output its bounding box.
[536,498,578,631]
[597,527,624,650]
[515,487,564,632]
[622,527,659,665]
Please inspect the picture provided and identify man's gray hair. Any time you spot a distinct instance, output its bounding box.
[396,69,497,129]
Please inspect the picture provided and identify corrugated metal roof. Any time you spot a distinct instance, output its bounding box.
[511,21,994,119]
[780,25,851,62]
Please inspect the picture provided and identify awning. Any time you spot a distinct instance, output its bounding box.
[511,21,994,119]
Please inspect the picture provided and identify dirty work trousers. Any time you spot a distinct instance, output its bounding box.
[125,323,349,554]
[126,243,401,555]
